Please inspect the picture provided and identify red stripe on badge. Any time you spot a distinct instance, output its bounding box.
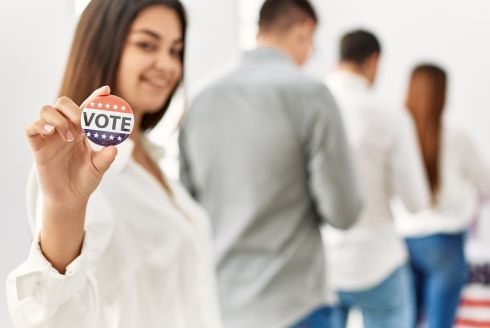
[85,95,133,114]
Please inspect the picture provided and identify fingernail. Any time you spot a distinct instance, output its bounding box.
[43,124,54,133]
[66,131,74,142]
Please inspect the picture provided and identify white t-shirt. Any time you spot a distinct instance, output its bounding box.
[322,71,430,291]
[6,138,223,328]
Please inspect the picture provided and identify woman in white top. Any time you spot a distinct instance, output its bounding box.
[6,1,222,327]
[395,64,490,328]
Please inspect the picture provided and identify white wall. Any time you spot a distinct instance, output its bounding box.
[184,0,239,84]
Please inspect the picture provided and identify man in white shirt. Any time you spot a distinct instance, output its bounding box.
[322,30,430,328]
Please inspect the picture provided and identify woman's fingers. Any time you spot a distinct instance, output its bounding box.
[39,105,74,142]
[54,96,83,131]
[25,120,56,151]
[52,86,111,134]
[81,86,111,108]
[92,146,117,174]
[25,120,55,138]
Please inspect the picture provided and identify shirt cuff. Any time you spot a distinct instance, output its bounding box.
[13,233,88,306]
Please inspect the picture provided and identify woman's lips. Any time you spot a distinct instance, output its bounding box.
[142,76,169,89]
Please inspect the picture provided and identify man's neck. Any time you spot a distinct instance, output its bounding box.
[336,62,372,87]
[256,35,296,65]
[337,62,365,78]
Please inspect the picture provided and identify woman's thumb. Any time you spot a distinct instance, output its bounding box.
[92,146,117,174]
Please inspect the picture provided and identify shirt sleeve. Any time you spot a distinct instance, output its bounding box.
[390,110,431,211]
[302,83,363,229]
[6,171,114,328]
[178,127,198,199]
[459,132,490,197]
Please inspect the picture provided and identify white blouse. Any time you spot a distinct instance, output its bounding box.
[394,128,490,237]
[6,138,223,328]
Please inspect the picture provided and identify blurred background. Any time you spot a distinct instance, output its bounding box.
[1,0,489,326]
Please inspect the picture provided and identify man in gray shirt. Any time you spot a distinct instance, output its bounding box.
[179,1,362,327]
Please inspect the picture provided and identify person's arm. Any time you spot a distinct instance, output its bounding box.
[459,132,490,197]
[303,84,363,229]
[390,110,431,211]
[178,122,198,199]
[26,87,116,273]
[6,87,116,327]
[7,185,114,328]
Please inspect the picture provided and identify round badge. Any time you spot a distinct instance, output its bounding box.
[81,95,134,146]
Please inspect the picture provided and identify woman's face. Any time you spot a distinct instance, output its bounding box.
[115,5,184,118]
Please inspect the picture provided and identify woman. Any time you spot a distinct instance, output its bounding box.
[6,1,222,327]
[395,64,490,328]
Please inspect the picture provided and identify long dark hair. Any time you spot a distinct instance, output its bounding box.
[406,64,447,198]
[59,0,187,131]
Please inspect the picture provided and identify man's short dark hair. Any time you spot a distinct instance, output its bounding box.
[340,30,381,63]
[259,0,318,33]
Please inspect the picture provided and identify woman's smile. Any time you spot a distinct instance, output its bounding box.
[141,74,170,91]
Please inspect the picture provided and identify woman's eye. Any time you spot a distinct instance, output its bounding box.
[170,48,183,59]
[137,42,157,52]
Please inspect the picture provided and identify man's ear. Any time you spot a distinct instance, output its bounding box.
[368,52,380,66]
[365,52,381,85]
[304,18,317,32]
[296,18,316,39]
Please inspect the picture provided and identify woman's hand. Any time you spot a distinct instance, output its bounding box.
[26,86,117,208]
[25,86,117,273]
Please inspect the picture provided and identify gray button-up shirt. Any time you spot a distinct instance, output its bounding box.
[179,48,362,328]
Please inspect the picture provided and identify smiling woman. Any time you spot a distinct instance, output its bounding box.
[60,0,186,132]
[116,5,184,129]
[6,1,223,327]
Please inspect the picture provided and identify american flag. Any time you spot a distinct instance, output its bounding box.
[455,201,490,328]
[455,282,490,327]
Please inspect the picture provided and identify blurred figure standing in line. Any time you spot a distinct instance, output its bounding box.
[323,30,430,328]
[395,64,490,328]
[179,1,362,327]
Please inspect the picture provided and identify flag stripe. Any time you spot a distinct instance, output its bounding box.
[455,318,490,327]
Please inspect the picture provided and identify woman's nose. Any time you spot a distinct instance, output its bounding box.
[155,51,175,72]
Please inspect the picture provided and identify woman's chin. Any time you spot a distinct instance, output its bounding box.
[141,104,166,115]
[137,97,169,114]
[144,93,170,109]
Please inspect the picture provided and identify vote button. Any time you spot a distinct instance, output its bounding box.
[81,95,134,146]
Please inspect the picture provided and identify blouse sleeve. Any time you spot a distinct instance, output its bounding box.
[458,132,490,197]
[6,168,114,328]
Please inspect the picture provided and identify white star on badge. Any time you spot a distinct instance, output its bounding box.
[113,105,118,110]
[102,134,107,139]
[109,135,114,140]
[98,103,102,108]
[121,106,126,111]
[94,133,99,138]
[90,101,95,107]
[86,132,91,137]
[105,104,110,109]
[117,136,122,141]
